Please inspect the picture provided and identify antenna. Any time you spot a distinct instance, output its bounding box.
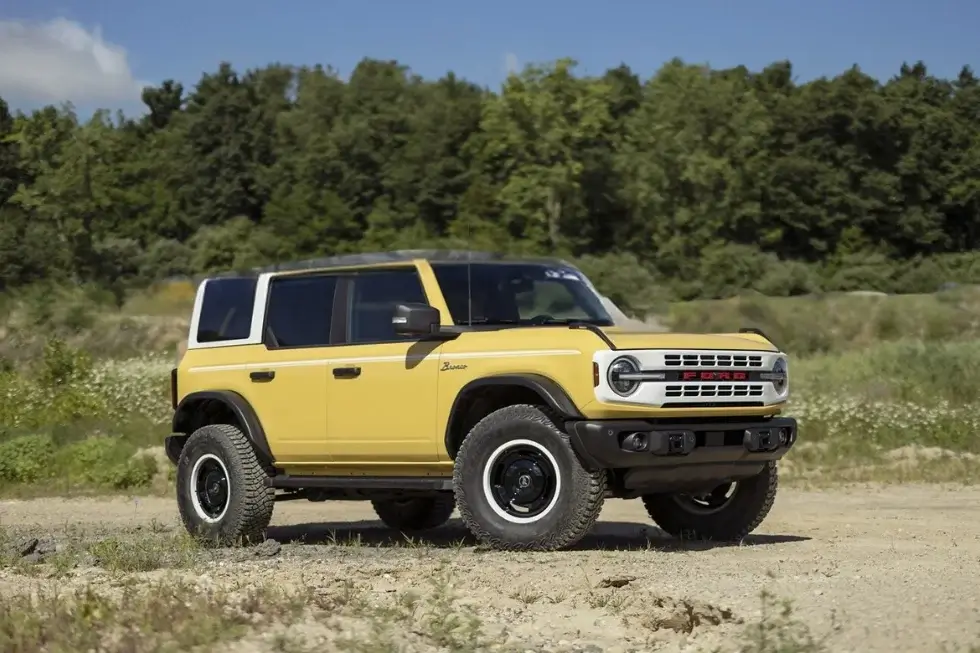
[466,220,473,327]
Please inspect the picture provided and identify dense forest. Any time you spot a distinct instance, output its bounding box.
[1,56,979,308]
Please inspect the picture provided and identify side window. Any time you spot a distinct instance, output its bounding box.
[349,269,427,344]
[265,275,338,348]
[197,277,257,343]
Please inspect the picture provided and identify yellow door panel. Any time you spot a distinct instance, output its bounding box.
[324,341,443,463]
[237,350,330,465]
[182,345,331,464]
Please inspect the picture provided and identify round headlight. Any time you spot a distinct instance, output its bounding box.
[607,356,641,396]
[771,357,788,394]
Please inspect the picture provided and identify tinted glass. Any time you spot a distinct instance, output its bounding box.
[265,275,338,348]
[349,269,427,343]
[431,262,613,326]
[197,277,257,342]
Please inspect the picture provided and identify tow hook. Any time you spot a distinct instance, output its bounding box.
[743,427,788,453]
[621,430,696,456]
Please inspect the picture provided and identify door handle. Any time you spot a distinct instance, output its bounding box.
[333,366,361,379]
[250,370,275,382]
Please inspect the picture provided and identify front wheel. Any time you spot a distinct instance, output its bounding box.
[642,461,779,541]
[175,423,275,546]
[453,404,606,551]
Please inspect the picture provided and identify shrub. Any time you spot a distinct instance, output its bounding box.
[36,338,93,388]
[0,435,56,484]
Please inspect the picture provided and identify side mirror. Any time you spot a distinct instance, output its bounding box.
[392,303,440,336]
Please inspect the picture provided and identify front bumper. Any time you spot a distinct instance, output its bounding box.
[566,416,798,492]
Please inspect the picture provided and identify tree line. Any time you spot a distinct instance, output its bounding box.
[1,57,979,310]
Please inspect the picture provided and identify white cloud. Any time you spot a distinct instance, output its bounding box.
[0,17,147,105]
[504,52,520,76]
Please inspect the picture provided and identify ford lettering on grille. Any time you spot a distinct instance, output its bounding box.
[681,370,750,381]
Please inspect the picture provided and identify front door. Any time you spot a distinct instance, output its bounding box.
[325,267,443,463]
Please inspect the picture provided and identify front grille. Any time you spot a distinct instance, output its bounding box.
[663,353,764,368]
[665,384,764,398]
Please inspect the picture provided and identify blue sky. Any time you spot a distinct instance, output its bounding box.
[1,0,978,117]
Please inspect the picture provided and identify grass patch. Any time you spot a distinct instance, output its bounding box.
[0,565,503,653]
[86,532,200,573]
[0,578,309,653]
[0,283,188,364]
[663,286,980,356]
[0,527,202,576]
[777,338,980,484]
[0,340,172,497]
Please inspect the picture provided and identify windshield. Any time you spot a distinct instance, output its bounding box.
[430,262,614,327]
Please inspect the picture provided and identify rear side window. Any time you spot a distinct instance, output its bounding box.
[197,277,257,343]
[264,275,338,348]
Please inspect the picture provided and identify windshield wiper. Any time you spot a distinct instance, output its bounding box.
[463,317,612,327]
[462,317,520,325]
[532,318,610,326]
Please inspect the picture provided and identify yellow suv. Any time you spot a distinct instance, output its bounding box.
[166,251,796,551]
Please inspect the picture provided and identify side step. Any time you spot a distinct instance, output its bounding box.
[265,475,454,492]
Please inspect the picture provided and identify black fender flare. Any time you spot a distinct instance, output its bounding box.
[171,390,274,466]
[444,373,584,458]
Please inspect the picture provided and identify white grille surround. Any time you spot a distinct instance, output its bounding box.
[593,349,789,408]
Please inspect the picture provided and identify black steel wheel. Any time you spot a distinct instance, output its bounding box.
[485,442,560,522]
[453,404,605,551]
[191,454,230,521]
[176,423,275,546]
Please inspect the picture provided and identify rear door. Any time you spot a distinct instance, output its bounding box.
[236,272,343,465]
[324,267,444,463]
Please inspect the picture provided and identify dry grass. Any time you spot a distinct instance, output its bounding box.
[2,513,979,652]
[0,559,497,653]
[724,589,833,653]
[0,578,310,653]
[662,286,980,356]
[0,564,834,653]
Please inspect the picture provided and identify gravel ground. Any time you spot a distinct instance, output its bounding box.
[1,483,979,652]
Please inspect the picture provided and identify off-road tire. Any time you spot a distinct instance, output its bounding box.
[371,493,456,532]
[641,461,779,541]
[176,423,275,546]
[453,404,605,551]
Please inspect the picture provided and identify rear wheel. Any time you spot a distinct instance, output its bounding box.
[642,461,778,541]
[371,494,456,532]
[176,423,275,546]
[453,404,605,551]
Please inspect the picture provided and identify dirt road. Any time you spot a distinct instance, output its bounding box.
[2,484,979,652]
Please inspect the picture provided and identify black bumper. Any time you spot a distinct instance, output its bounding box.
[567,416,797,491]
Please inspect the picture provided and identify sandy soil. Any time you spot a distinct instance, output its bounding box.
[1,484,979,652]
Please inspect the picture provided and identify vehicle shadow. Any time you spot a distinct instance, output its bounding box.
[265,518,810,552]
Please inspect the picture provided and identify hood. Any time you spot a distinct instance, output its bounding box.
[597,326,779,352]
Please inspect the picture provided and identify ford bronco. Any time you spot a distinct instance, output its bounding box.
[166,250,796,551]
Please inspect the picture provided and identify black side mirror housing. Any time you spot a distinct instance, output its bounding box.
[392,303,441,336]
